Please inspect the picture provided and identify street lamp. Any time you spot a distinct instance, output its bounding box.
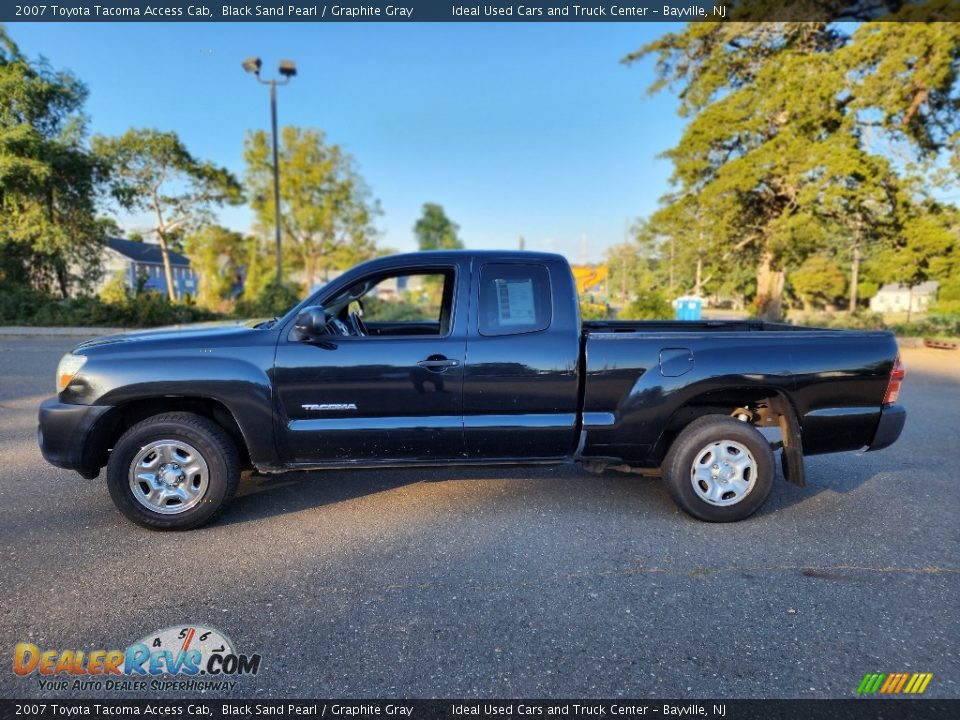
[243,56,297,286]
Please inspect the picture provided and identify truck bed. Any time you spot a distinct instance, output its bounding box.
[582,319,830,334]
[578,320,899,466]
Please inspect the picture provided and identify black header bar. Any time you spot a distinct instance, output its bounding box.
[2,0,959,23]
[1,699,959,720]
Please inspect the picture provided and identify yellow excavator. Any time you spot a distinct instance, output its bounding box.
[571,265,608,295]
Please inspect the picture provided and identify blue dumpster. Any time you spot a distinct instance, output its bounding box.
[673,295,703,321]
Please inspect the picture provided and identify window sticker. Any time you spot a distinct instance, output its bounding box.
[495,278,537,326]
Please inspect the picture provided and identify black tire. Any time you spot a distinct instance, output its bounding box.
[662,415,775,522]
[106,412,240,530]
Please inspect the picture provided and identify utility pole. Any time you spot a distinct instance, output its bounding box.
[849,244,861,313]
[849,212,863,313]
[694,215,704,297]
[669,236,676,291]
[621,243,628,303]
[621,219,629,302]
[243,56,297,286]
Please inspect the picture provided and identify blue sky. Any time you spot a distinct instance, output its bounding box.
[9,22,684,262]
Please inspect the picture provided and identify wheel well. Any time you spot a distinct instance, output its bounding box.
[651,387,800,465]
[87,397,253,474]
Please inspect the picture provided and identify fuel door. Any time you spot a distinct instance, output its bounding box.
[659,347,694,377]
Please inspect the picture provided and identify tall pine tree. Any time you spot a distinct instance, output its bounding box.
[627,13,960,318]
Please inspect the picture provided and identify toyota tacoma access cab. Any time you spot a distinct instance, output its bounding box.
[38,251,907,529]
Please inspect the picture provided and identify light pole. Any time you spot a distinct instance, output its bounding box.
[243,56,297,286]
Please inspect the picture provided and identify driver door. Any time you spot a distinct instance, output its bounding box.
[274,264,468,464]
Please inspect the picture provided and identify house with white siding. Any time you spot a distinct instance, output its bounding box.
[869,281,939,314]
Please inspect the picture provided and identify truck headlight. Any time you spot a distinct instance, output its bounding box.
[56,353,87,393]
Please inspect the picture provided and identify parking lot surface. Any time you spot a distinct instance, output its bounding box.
[0,336,957,699]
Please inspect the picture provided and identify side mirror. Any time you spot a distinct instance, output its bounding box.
[293,306,330,338]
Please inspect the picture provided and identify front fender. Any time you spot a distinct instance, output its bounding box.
[62,353,277,466]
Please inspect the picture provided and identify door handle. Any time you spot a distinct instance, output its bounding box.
[417,357,460,371]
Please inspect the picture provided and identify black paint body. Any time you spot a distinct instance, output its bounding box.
[38,251,905,478]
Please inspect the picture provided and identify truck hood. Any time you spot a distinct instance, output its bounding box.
[72,319,271,353]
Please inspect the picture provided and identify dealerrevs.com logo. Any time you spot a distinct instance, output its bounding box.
[13,625,262,692]
[857,672,934,695]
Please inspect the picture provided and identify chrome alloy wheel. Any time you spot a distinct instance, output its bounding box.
[128,440,209,515]
[690,439,757,507]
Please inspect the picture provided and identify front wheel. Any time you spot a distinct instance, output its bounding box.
[106,412,240,530]
[662,415,775,522]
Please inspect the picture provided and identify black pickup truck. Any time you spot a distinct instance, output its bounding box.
[38,251,906,529]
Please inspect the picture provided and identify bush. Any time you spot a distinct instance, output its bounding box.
[824,310,888,330]
[0,285,43,323]
[234,279,303,318]
[891,313,960,338]
[361,295,431,322]
[790,309,960,338]
[99,272,130,305]
[579,300,610,321]
[931,277,960,314]
[0,284,219,328]
[620,290,673,320]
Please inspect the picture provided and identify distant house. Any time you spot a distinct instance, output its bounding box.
[96,237,198,300]
[365,272,424,299]
[307,270,346,295]
[869,281,939,314]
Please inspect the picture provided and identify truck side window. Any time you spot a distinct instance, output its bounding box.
[478,263,552,336]
[336,269,456,336]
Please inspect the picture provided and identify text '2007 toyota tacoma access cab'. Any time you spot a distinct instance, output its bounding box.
[39,251,907,529]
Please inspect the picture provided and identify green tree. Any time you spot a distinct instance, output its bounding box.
[864,203,959,318]
[935,276,960,314]
[844,19,960,186]
[183,225,252,311]
[0,27,104,296]
[413,203,463,251]
[93,129,242,301]
[604,229,660,305]
[646,195,752,300]
[626,14,960,320]
[606,241,639,304]
[791,256,847,311]
[99,271,130,305]
[604,225,677,320]
[244,127,381,294]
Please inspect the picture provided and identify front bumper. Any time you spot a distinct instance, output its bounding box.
[867,403,906,452]
[38,398,112,478]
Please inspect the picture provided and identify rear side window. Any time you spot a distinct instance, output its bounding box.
[478,263,552,336]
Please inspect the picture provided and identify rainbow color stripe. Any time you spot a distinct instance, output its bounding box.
[857,672,934,695]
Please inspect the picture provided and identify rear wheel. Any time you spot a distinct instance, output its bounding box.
[106,412,239,530]
[662,415,775,522]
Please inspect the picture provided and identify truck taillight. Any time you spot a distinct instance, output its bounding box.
[883,355,905,405]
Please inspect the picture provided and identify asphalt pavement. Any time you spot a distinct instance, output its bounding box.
[0,336,957,699]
